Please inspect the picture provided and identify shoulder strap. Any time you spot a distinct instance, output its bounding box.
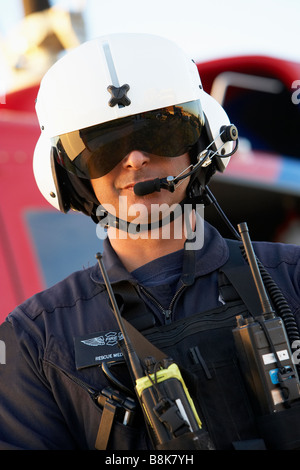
[219,239,263,317]
[113,280,156,331]
[112,280,167,361]
[122,317,167,362]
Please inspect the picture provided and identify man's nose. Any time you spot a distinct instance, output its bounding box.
[122,150,150,170]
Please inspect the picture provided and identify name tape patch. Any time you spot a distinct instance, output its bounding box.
[74,330,123,369]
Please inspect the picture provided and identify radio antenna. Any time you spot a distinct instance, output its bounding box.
[95,252,144,380]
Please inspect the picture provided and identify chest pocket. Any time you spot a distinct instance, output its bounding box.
[143,299,260,449]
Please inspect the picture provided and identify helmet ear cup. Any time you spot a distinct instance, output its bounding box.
[199,91,234,172]
[33,134,61,211]
[185,92,237,201]
[50,148,71,213]
[51,148,100,218]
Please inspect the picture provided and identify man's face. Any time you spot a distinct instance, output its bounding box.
[91,150,191,224]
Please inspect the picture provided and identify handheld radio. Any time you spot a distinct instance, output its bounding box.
[96,253,214,450]
[233,223,300,416]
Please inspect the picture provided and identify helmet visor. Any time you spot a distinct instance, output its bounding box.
[51,100,204,179]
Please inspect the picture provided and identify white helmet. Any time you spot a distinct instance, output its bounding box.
[33,33,237,219]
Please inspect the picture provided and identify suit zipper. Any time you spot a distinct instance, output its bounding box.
[139,283,186,324]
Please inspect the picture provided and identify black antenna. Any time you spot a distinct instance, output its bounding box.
[237,222,274,317]
[95,253,144,379]
[205,185,242,240]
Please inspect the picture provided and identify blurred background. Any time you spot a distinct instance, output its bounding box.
[0,0,300,319]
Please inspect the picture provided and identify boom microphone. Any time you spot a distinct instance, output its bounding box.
[134,178,162,196]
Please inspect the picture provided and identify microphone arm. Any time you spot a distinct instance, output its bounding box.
[134,149,214,196]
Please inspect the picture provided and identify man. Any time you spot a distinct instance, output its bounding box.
[0,33,300,450]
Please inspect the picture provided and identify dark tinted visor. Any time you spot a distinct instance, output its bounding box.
[51,100,204,179]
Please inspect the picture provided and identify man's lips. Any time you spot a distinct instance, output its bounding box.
[121,180,153,190]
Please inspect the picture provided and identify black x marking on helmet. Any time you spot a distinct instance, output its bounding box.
[107,84,131,107]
